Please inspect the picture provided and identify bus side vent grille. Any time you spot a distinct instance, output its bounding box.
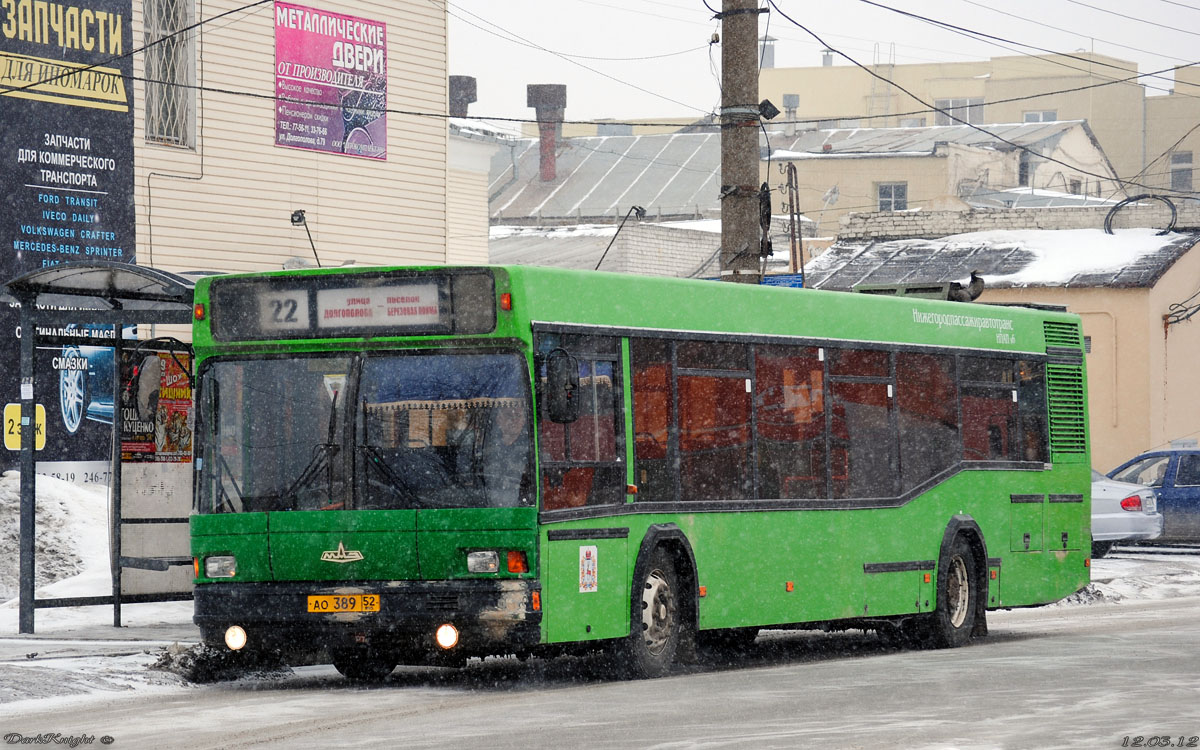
[1044,321,1082,349]
[1047,363,1087,458]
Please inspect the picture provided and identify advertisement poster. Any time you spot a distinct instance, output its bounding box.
[274,1,387,160]
[119,350,193,463]
[0,0,136,474]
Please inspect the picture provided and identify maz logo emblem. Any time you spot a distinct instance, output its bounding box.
[320,542,364,564]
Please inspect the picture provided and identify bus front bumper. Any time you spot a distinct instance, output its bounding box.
[193,579,542,659]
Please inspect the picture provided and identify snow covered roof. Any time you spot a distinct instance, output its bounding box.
[965,186,1123,210]
[767,120,1087,159]
[488,121,1099,225]
[805,228,1200,291]
[489,224,619,269]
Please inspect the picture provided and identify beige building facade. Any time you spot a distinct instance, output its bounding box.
[766,122,1120,234]
[133,0,490,276]
[759,53,1192,197]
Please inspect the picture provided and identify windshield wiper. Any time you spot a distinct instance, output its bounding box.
[358,444,427,507]
[215,452,245,513]
[278,442,339,506]
[279,391,342,507]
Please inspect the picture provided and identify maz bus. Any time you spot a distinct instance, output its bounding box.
[190,265,1090,680]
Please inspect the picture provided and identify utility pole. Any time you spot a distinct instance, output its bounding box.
[719,0,766,284]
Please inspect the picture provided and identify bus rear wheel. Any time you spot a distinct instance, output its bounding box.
[929,535,978,649]
[623,548,684,679]
[332,647,395,682]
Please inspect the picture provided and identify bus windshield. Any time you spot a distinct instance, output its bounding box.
[197,351,533,513]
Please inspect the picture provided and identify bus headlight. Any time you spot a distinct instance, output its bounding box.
[205,555,237,578]
[467,551,499,573]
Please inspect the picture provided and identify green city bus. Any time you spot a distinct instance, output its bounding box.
[189,264,1090,680]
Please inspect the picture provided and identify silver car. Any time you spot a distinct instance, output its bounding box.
[1091,469,1163,557]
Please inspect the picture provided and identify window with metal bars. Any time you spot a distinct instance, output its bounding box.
[144,0,194,147]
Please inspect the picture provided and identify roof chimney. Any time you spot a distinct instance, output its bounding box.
[782,93,799,137]
[759,35,776,69]
[527,83,567,182]
[449,75,477,117]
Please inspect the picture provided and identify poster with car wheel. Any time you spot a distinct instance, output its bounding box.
[1,0,135,479]
[274,2,387,160]
[119,350,193,463]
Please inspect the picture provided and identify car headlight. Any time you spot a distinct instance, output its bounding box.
[205,555,237,578]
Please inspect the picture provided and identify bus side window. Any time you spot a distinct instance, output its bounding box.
[536,334,624,511]
[676,341,752,502]
[632,338,674,503]
[961,356,1019,462]
[896,352,959,492]
[755,345,827,499]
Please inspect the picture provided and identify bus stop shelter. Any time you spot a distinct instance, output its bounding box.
[4,261,198,634]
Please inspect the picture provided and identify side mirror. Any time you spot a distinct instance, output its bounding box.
[545,348,580,424]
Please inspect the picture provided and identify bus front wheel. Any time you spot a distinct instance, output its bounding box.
[623,547,684,678]
[930,535,978,649]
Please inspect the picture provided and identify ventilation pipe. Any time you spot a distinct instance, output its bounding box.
[783,93,799,137]
[527,83,567,182]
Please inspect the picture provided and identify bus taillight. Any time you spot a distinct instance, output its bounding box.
[193,303,206,321]
[500,292,512,311]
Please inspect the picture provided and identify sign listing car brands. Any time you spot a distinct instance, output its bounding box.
[274,1,387,160]
[1,0,136,470]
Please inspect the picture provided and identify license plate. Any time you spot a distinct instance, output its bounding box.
[307,594,380,613]
[1145,495,1157,513]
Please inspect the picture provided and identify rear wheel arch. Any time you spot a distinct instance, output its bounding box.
[937,515,990,639]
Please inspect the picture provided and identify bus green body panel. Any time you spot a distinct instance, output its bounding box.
[537,467,1089,641]
[191,513,271,581]
[542,534,631,642]
[192,508,537,584]
[188,265,1090,662]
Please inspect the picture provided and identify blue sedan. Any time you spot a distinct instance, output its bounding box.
[1108,450,1200,543]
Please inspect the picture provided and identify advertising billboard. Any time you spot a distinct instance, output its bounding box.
[1,0,136,476]
[274,1,388,160]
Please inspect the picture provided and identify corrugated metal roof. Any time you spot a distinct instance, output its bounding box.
[489,226,617,269]
[490,133,721,223]
[805,229,1199,291]
[488,121,1092,224]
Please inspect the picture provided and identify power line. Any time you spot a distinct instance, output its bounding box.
[765,0,1194,198]
[858,0,1200,96]
[1064,0,1200,38]
[953,0,1196,69]
[1154,0,1200,10]
[438,0,711,115]
[783,59,1198,128]
[0,0,272,98]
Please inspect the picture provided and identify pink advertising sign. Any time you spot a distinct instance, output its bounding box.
[274,2,387,160]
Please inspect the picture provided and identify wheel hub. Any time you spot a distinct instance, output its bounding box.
[640,569,677,655]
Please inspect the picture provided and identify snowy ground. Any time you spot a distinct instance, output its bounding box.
[2,472,1200,714]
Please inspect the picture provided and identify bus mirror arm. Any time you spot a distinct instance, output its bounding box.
[545,348,580,424]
